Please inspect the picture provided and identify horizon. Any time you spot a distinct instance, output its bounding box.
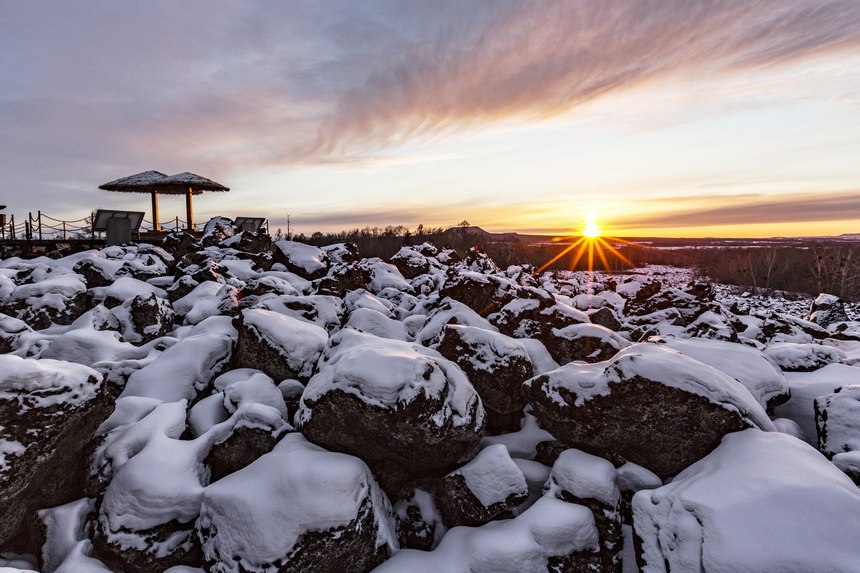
[2,1,860,238]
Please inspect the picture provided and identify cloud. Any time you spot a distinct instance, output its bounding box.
[615,191,860,228]
[2,1,860,219]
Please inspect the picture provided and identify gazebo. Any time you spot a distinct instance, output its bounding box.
[98,170,229,231]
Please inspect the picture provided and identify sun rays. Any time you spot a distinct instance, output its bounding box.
[536,214,636,276]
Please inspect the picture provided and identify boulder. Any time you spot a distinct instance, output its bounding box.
[546,449,622,573]
[633,429,860,573]
[439,271,516,317]
[808,293,849,327]
[272,240,329,280]
[0,356,112,550]
[815,385,860,460]
[296,330,485,493]
[112,293,175,344]
[231,309,328,383]
[258,294,345,332]
[197,433,397,573]
[376,496,601,572]
[436,324,533,433]
[526,344,775,479]
[393,488,444,551]
[490,290,589,341]
[764,342,845,372]
[543,323,630,365]
[434,444,527,528]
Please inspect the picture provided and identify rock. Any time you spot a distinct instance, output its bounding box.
[231,309,328,383]
[809,293,849,327]
[160,232,201,260]
[316,262,372,298]
[272,240,329,280]
[321,242,360,264]
[633,429,860,573]
[491,289,589,341]
[201,217,237,247]
[205,416,289,483]
[615,461,661,525]
[439,271,516,317]
[197,433,397,573]
[166,275,200,302]
[764,342,846,372]
[114,293,175,344]
[586,306,622,331]
[414,299,498,347]
[258,294,346,332]
[815,385,860,460]
[393,488,445,551]
[526,344,775,479]
[434,444,527,528]
[0,313,32,354]
[223,230,271,254]
[543,323,630,365]
[376,496,601,572]
[436,325,533,433]
[73,260,114,288]
[0,356,113,550]
[390,246,432,279]
[296,330,485,494]
[546,449,622,573]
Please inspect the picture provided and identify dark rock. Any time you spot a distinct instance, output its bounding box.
[436,324,532,433]
[201,217,237,248]
[161,232,201,260]
[205,426,284,483]
[316,262,372,298]
[390,246,432,279]
[322,242,361,264]
[73,260,114,288]
[394,487,444,551]
[166,275,200,302]
[543,323,630,365]
[226,230,272,254]
[434,444,527,528]
[127,293,174,343]
[93,516,203,573]
[0,357,114,550]
[231,308,328,383]
[815,385,860,460]
[808,293,850,327]
[547,449,622,573]
[526,344,771,479]
[491,289,589,340]
[296,330,484,495]
[439,271,516,317]
[586,306,622,331]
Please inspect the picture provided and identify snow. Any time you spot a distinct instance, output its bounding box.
[773,364,859,445]
[121,316,235,403]
[0,355,101,410]
[481,412,555,460]
[240,308,328,380]
[53,541,114,572]
[37,498,94,573]
[273,240,328,275]
[764,342,846,371]
[415,299,498,347]
[659,337,787,408]
[363,258,412,293]
[518,338,559,375]
[172,281,224,322]
[197,433,396,573]
[375,496,598,573]
[633,429,860,573]
[815,385,860,456]
[222,372,288,419]
[450,444,527,507]
[101,276,166,302]
[344,307,411,341]
[533,343,775,431]
[443,324,532,373]
[257,294,345,332]
[547,449,620,507]
[10,274,85,300]
[297,329,483,428]
[0,437,26,473]
[616,462,662,494]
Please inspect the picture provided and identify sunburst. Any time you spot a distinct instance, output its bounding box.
[536,214,636,276]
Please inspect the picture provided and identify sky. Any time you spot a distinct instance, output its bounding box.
[2,0,860,238]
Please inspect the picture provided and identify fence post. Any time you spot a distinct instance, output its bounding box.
[10,215,14,240]
[63,221,67,240]
[38,210,42,241]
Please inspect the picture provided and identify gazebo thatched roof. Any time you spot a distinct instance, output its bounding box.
[98,170,169,193]
[98,171,229,196]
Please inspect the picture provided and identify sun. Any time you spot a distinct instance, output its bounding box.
[582,219,602,238]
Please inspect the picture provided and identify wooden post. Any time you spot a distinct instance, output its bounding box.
[63,221,66,240]
[151,190,160,231]
[38,210,42,240]
[185,187,193,230]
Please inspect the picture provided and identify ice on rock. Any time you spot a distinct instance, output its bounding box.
[197,433,397,573]
[633,429,860,573]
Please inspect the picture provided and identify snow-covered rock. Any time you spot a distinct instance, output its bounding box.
[526,343,774,478]
[633,429,860,573]
[296,330,485,492]
[815,385,860,460]
[197,433,396,573]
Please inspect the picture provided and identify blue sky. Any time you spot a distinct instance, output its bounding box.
[2,0,860,236]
